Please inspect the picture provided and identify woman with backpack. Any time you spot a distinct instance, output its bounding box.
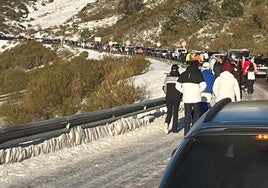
[242,58,251,91]
[246,61,257,94]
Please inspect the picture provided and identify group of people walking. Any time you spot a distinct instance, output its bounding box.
[162,57,256,136]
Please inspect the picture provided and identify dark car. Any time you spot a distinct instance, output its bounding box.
[42,39,53,44]
[266,67,268,82]
[253,55,268,76]
[159,98,268,188]
[227,48,250,61]
[208,50,219,58]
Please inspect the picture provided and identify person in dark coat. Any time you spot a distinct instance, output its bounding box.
[162,64,182,134]
[213,57,223,78]
[175,61,206,136]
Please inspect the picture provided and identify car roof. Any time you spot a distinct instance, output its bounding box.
[228,48,249,52]
[211,53,225,57]
[208,100,268,122]
[187,98,268,136]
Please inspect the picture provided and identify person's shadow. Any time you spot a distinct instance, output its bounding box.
[177,117,184,132]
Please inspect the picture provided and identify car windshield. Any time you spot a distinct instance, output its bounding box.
[168,135,268,188]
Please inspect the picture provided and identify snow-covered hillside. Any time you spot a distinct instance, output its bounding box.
[22,0,96,29]
[18,0,126,41]
[17,0,168,42]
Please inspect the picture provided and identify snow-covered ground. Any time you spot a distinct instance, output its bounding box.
[19,0,121,41]
[0,40,20,52]
[22,0,96,29]
[134,59,176,99]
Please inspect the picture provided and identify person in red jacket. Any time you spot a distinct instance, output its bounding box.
[242,58,251,91]
[246,61,257,94]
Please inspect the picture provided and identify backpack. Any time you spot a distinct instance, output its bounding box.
[248,62,254,72]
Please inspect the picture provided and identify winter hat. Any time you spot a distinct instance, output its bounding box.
[189,60,199,67]
[171,64,179,70]
[217,57,223,63]
[222,62,232,72]
[202,62,210,69]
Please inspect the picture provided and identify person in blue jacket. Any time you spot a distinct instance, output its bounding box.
[200,62,215,115]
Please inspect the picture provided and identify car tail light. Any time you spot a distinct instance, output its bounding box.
[255,134,268,140]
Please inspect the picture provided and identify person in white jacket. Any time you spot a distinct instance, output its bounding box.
[175,60,207,136]
[213,70,241,102]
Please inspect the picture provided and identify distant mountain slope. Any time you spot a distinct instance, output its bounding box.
[21,0,96,29]
[0,0,29,35]
[0,0,267,54]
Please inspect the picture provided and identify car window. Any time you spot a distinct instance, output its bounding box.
[168,135,268,188]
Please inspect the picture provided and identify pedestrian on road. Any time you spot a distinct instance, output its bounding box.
[213,68,241,103]
[246,61,257,94]
[201,62,215,115]
[175,60,207,136]
[162,64,182,134]
[213,56,224,78]
[241,58,251,91]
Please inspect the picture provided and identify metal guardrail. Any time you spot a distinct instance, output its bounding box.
[0,97,166,149]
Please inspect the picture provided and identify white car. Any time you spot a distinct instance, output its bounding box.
[211,53,226,59]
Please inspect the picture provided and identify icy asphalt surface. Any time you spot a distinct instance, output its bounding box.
[0,80,267,188]
[0,115,184,188]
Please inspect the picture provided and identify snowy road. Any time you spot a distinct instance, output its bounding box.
[0,116,184,188]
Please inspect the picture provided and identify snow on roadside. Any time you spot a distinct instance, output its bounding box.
[134,58,183,99]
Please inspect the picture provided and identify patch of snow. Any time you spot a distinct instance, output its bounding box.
[0,40,19,52]
[78,15,122,32]
[21,0,97,29]
[144,0,166,9]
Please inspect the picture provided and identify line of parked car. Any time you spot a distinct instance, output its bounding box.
[98,45,268,78]
[1,33,267,79]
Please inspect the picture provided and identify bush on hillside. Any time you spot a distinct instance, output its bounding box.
[118,0,144,15]
[101,55,149,82]
[0,55,149,125]
[0,69,28,95]
[0,94,31,125]
[84,55,149,111]
[221,0,244,17]
[84,80,148,111]
[174,0,213,22]
[0,40,57,71]
[21,57,105,121]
